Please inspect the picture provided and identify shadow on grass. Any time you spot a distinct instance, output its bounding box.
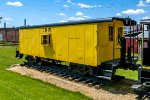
[100,79,138,95]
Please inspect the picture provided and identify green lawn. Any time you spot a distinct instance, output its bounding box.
[0,46,91,100]
[115,54,139,80]
[116,69,138,80]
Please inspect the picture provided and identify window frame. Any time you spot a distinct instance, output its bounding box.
[41,34,50,45]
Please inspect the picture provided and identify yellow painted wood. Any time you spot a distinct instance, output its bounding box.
[55,26,69,61]
[97,22,112,64]
[84,24,97,66]
[97,21,124,65]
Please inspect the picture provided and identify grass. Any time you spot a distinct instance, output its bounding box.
[0,46,91,100]
[116,69,138,80]
[116,58,139,80]
[115,53,139,80]
[0,46,140,100]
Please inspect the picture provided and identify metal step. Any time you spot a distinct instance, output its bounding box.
[100,69,114,78]
[141,77,150,80]
[102,70,113,73]
[141,77,150,83]
[98,62,116,80]
[96,75,112,80]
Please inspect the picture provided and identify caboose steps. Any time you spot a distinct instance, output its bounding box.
[96,75,112,80]
[97,60,118,80]
[102,70,113,73]
[100,69,114,78]
[140,77,150,83]
[97,69,115,80]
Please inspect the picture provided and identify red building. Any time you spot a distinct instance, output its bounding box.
[126,38,138,53]
[126,38,148,54]
[0,28,19,43]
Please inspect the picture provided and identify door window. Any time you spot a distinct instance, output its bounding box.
[109,26,114,41]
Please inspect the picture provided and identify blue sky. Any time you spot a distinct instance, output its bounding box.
[0,0,150,28]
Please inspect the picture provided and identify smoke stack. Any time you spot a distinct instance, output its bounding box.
[4,22,6,28]
[24,19,26,26]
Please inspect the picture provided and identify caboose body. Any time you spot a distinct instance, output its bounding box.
[17,17,136,80]
[19,18,124,66]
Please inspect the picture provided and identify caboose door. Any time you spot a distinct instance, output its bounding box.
[114,26,124,59]
[108,26,114,60]
[97,23,114,64]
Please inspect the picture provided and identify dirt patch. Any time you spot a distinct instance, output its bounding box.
[8,65,138,100]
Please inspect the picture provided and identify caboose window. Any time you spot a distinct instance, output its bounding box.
[41,35,50,45]
[109,26,113,41]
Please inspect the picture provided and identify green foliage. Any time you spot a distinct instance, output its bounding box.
[0,46,91,100]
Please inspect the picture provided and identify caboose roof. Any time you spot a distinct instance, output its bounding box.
[140,19,150,25]
[19,17,136,29]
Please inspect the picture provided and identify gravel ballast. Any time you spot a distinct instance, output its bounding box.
[8,65,137,100]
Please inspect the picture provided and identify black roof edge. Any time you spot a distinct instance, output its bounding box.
[19,17,137,29]
[140,19,150,25]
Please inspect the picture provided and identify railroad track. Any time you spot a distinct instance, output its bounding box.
[20,62,118,89]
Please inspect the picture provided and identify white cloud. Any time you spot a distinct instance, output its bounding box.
[63,5,69,8]
[98,5,102,7]
[59,11,90,22]
[57,13,66,16]
[68,17,85,21]
[75,12,84,16]
[59,14,90,22]
[60,17,85,22]
[59,16,89,22]
[6,1,23,7]
[77,3,95,8]
[75,12,90,19]
[67,0,71,3]
[142,16,150,19]
[66,1,102,9]
[67,0,75,5]
[146,0,150,3]
[77,3,102,9]
[137,0,146,7]
[4,17,13,21]
[121,9,145,15]
[116,13,122,17]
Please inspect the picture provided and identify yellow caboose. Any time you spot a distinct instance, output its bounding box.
[17,17,136,80]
